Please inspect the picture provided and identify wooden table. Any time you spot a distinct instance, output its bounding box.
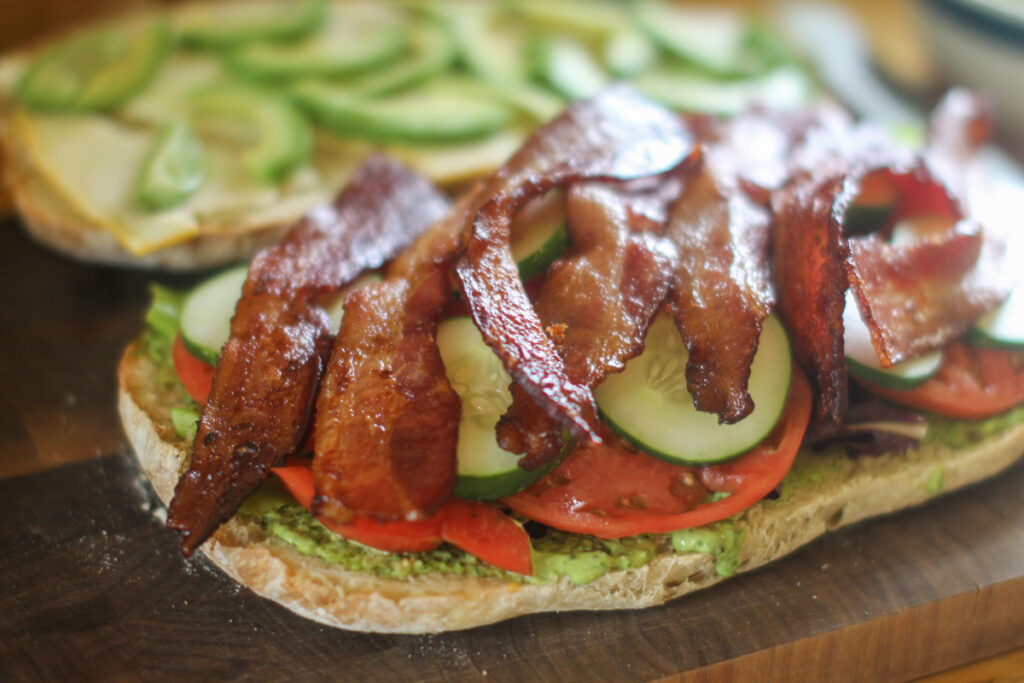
[2,1,1024,680]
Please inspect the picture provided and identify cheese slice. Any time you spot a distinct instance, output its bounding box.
[11,110,199,254]
[12,110,371,254]
[116,53,226,127]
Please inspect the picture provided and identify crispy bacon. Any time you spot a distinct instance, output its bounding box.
[313,193,480,522]
[499,182,680,467]
[313,270,459,522]
[455,85,694,447]
[773,108,1008,421]
[167,157,450,555]
[772,172,850,422]
[667,153,775,423]
[846,209,1004,365]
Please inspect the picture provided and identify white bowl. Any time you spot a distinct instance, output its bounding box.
[917,0,1024,145]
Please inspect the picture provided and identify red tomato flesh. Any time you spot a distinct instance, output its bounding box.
[503,368,812,538]
[271,464,532,574]
[172,334,214,404]
[857,342,1024,419]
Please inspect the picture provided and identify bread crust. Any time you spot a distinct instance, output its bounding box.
[117,342,1024,633]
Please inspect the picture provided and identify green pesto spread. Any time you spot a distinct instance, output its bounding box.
[532,534,657,584]
[925,467,945,494]
[670,522,742,577]
[924,405,1024,450]
[777,452,849,500]
[206,397,1024,586]
[239,481,516,581]
[237,480,734,585]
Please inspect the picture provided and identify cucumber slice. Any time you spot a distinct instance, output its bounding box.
[17,20,171,112]
[595,314,792,466]
[510,191,569,280]
[180,265,248,365]
[225,4,406,81]
[293,84,513,145]
[843,290,942,389]
[968,286,1024,349]
[176,0,326,48]
[530,35,609,101]
[136,120,206,210]
[190,86,312,183]
[437,317,552,499]
[843,171,897,237]
[181,267,379,365]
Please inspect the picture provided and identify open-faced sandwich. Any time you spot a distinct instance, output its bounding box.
[0,0,815,268]
[118,85,1024,633]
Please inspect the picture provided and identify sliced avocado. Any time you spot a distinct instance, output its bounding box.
[176,0,326,48]
[293,82,513,145]
[632,65,814,116]
[632,0,764,78]
[17,19,171,112]
[511,0,622,38]
[342,17,458,96]
[225,3,407,81]
[137,120,206,210]
[190,85,313,183]
[435,3,531,85]
[530,35,609,101]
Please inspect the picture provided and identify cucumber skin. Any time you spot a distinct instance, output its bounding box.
[515,223,570,282]
[845,352,941,391]
[594,316,792,467]
[965,289,1024,350]
[180,265,249,366]
[843,203,895,237]
[598,369,792,468]
[964,327,1024,351]
[455,455,560,500]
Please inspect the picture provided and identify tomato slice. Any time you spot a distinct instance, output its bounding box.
[502,368,812,538]
[271,464,532,573]
[272,464,443,552]
[172,334,214,404]
[857,342,1024,419]
[440,499,533,576]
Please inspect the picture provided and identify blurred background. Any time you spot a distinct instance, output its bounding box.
[1,0,1021,153]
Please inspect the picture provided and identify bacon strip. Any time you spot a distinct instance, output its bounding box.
[772,172,850,422]
[167,157,450,555]
[313,270,459,522]
[498,182,680,467]
[667,152,775,423]
[773,109,1007,421]
[313,193,479,522]
[845,168,1007,365]
[455,86,694,446]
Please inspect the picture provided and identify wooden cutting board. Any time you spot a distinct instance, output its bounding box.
[1,218,1023,682]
